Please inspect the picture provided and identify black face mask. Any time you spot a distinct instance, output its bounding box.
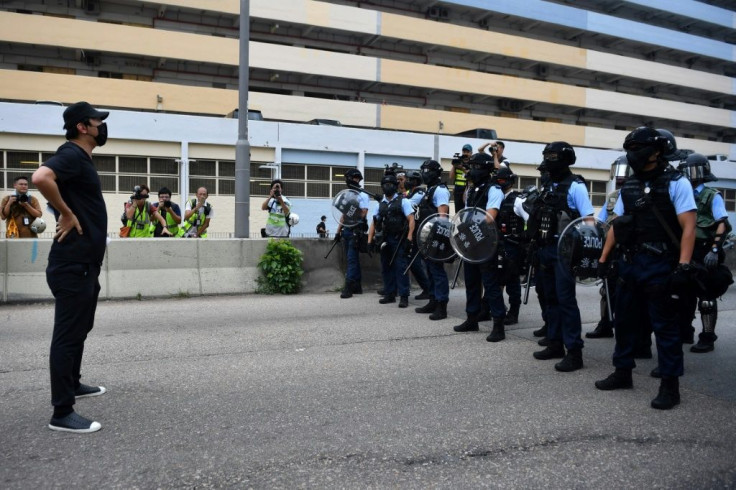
[94,122,108,147]
[468,168,491,184]
[382,183,397,196]
[626,146,658,174]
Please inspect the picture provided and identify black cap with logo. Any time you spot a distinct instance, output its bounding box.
[62,101,109,129]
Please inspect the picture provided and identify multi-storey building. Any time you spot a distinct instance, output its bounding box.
[0,0,734,236]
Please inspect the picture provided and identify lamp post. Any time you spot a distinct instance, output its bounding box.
[234,0,251,238]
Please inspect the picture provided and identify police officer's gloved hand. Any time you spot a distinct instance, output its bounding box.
[669,263,693,293]
[703,250,719,269]
[597,260,610,279]
[405,240,414,260]
[333,232,341,243]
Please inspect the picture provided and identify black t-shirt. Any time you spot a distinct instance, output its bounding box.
[43,142,108,265]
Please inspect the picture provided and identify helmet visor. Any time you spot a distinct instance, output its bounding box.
[681,165,705,183]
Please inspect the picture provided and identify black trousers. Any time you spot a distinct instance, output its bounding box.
[47,260,102,409]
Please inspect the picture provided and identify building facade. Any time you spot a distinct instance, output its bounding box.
[0,0,735,235]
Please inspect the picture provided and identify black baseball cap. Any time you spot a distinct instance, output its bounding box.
[63,101,109,129]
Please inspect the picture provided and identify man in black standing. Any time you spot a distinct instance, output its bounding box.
[33,101,110,433]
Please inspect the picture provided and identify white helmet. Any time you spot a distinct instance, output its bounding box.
[288,213,299,226]
[30,217,47,234]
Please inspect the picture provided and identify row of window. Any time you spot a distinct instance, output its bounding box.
[3,150,736,210]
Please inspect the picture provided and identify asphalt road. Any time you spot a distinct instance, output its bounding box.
[2,284,735,489]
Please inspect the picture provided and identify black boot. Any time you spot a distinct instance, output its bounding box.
[504,304,520,326]
[595,368,633,390]
[533,341,564,360]
[379,295,396,304]
[533,324,548,338]
[340,281,353,299]
[414,290,431,300]
[454,316,479,332]
[398,296,409,308]
[650,366,662,379]
[690,332,717,353]
[651,376,680,410]
[555,347,583,372]
[429,301,448,321]
[586,320,614,339]
[352,282,363,294]
[415,299,437,314]
[486,318,505,342]
[537,337,550,347]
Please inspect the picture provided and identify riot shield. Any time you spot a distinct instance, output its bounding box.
[449,207,498,264]
[557,216,609,285]
[331,189,363,228]
[416,213,456,263]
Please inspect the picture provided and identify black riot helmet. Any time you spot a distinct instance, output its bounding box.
[542,141,576,172]
[344,168,363,189]
[405,170,423,190]
[656,128,681,161]
[623,126,668,174]
[678,153,717,186]
[380,173,399,197]
[467,152,494,184]
[493,166,516,190]
[420,159,443,186]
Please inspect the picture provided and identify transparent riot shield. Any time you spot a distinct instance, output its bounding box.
[416,213,456,263]
[331,189,363,228]
[557,216,609,285]
[449,207,498,264]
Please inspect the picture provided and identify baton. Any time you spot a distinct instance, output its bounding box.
[388,234,405,267]
[403,249,420,276]
[450,260,463,289]
[603,277,613,322]
[523,262,534,305]
[324,236,341,259]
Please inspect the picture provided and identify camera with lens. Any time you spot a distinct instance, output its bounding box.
[132,185,146,200]
[17,193,29,203]
[490,145,499,153]
[163,200,172,208]
[272,184,281,197]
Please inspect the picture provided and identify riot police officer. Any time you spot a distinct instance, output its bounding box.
[527,142,594,372]
[404,170,432,300]
[453,152,507,342]
[368,174,416,308]
[596,127,696,410]
[677,153,731,353]
[495,167,527,326]
[336,169,370,299]
[414,160,452,320]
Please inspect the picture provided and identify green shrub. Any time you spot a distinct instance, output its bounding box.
[257,238,304,294]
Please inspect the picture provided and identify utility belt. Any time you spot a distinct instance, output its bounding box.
[623,241,674,260]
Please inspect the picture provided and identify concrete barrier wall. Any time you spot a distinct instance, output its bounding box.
[0,238,387,303]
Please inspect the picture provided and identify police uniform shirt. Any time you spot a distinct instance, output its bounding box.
[357,192,370,212]
[407,188,425,207]
[694,183,728,221]
[563,180,595,217]
[612,177,696,216]
[431,186,451,209]
[373,194,415,220]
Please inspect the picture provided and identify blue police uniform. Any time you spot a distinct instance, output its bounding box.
[497,189,526,323]
[373,194,414,299]
[406,187,431,295]
[610,169,695,377]
[463,183,506,321]
[533,176,594,352]
[342,192,370,286]
[420,184,451,303]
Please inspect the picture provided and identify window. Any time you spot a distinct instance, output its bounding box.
[590,180,608,207]
[718,188,736,212]
[190,160,216,176]
[119,156,146,173]
[150,158,177,175]
[150,176,179,194]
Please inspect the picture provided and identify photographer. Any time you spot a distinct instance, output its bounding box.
[478,140,510,169]
[181,187,213,238]
[451,144,472,211]
[1,175,43,238]
[262,179,292,237]
[151,187,181,237]
[123,184,172,238]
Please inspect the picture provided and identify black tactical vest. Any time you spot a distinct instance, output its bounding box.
[620,166,682,244]
[466,182,496,210]
[416,184,447,224]
[498,190,524,237]
[527,173,582,243]
[378,196,407,236]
